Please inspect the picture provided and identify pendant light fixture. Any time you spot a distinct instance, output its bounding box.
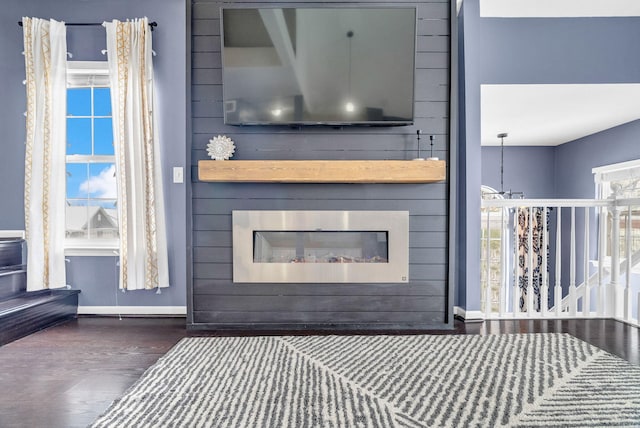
[486,132,524,199]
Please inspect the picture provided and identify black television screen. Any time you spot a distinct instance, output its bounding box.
[221,7,416,126]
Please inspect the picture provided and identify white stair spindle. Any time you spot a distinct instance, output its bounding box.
[555,207,562,317]
[499,208,506,317]
[569,207,577,317]
[484,208,492,317]
[624,205,632,321]
[610,207,621,318]
[541,207,548,317]
[527,207,534,316]
[598,205,605,317]
[583,207,590,317]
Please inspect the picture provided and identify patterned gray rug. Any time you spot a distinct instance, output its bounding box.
[91,334,640,427]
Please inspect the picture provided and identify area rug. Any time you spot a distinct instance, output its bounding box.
[91,334,640,427]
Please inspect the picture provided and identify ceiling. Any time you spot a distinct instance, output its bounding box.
[474,2,640,147]
[481,84,640,146]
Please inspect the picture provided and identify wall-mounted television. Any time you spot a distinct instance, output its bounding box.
[221,7,417,126]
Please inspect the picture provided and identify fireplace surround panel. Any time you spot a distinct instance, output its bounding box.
[232,211,409,283]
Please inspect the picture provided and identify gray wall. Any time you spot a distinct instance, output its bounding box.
[190,0,451,329]
[481,146,556,199]
[457,1,482,311]
[555,119,640,199]
[459,0,640,311]
[0,0,188,308]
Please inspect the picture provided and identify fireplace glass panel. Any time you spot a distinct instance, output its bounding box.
[253,231,388,263]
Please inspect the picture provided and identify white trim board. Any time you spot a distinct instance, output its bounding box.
[78,306,186,316]
[593,158,640,184]
[454,306,485,322]
[0,230,25,239]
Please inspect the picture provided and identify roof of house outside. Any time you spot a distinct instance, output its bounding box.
[66,206,118,232]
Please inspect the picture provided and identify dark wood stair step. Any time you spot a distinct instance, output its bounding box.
[0,289,80,346]
[0,238,23,268]
[0,265,27,302]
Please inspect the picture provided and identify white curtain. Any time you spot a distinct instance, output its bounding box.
[22,17,67,291]
[104,18,170,291]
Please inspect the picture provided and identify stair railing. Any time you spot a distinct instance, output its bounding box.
[480,198,640,326]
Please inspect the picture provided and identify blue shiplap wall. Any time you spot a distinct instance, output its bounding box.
[189,0,451,329]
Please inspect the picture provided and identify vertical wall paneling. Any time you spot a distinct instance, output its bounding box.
[190,0,451,329]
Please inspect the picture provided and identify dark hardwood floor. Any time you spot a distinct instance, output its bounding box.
[0,317,186,428]
[0,316,637,428]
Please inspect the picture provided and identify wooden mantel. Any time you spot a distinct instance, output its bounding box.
[198,159,446,183]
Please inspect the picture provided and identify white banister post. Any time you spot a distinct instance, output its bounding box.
[527,207,534,316]
[569,207,577,316]
[541,207,548,317]
[597,205,605,317]
[555,207,562,316]
[583,207,590,317]
[624,204,632,321]
[609,206,621,318]
[484,208,492,318]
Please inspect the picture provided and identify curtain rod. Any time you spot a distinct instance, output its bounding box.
[18,21,158,31]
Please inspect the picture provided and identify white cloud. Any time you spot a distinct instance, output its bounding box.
[80,165,117,198]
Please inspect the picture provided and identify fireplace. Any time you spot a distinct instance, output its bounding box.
[232,210,409,283]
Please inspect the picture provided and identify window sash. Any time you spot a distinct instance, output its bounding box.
[65,62,118,255]
[66,155,115,163]
[594,160,640,258]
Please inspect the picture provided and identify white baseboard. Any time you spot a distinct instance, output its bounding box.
[78,306,187,316]
[454,306,485,322]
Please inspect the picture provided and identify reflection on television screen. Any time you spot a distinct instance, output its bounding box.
[221,8,417,126]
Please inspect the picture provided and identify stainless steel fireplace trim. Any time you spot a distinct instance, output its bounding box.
[232,210,409,283]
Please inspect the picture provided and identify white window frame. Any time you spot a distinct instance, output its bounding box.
[593,158,640,268]
[65,61,119,256]
[593,158,640,200]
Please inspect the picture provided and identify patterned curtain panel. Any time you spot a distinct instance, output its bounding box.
[104,18,169,291]
[517,207,549,311]
[22,17,67,291]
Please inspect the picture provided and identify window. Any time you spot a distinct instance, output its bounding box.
[480,185,510,313]
[65,62,118,254]
[593,159,640,270]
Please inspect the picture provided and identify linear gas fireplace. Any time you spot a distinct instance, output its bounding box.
[232,211,409,283]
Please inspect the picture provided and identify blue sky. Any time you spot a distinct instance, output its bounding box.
[66,87,116,206]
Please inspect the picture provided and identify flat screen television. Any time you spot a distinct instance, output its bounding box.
[221,7,417,126]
